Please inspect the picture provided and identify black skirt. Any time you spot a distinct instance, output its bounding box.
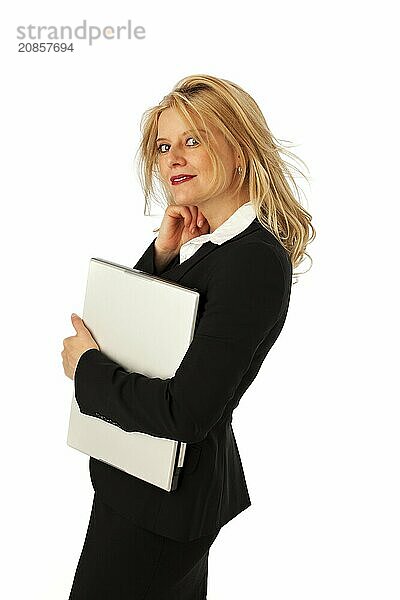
[68,492,221,600]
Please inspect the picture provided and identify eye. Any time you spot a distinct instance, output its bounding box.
[157,143,169,154]
[156,137,199,153]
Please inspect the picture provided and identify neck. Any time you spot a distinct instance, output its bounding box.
[202,188,250,234]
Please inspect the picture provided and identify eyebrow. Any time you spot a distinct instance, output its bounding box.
[156,128,207,143]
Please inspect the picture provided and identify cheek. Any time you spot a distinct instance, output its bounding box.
[157,158,168,179]
[196,153,213,174]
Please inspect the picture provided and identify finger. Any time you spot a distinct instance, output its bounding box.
[198,219,210,235]
[183,207,193,231]
[71,313,85,333]
[180,206,197,233]
[167,205,191,230]
[197,210,205,228]
[181,206,197,231]
[185,206,199,233]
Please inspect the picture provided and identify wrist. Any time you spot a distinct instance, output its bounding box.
[154,240,178,274]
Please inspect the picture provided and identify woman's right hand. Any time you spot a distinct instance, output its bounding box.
[155,205,210,256]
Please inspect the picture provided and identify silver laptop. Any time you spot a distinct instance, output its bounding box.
[67,257,200,492]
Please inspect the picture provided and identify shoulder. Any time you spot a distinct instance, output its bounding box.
[250,220,292,274]
[202,232,289,330]
[210,226,291,285]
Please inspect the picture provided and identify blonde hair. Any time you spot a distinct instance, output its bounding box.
[135,74,316,283]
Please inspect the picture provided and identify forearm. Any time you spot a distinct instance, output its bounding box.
[74,348,199,443]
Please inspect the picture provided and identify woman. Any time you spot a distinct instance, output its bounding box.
[62,73,315,599]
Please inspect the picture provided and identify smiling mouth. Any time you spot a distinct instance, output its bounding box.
[171,175,196,185]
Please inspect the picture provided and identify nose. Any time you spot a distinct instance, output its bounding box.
[167,147,187,168]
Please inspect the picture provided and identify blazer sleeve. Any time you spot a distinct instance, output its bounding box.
[73,240,286,444]
[133,237,180,275]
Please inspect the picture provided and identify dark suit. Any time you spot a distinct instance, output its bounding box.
[74,217,293,542]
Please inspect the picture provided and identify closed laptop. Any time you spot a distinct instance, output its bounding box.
[67,257,199,492]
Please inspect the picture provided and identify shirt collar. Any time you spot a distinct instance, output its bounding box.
[181,201,257,248]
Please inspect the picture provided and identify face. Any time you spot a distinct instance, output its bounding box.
[156,107,238,208]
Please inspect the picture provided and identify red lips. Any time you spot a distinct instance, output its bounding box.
[170,174,196,183]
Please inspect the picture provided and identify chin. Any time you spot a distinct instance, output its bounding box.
[173,195,197,206]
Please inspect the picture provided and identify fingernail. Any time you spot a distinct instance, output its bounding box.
[198,220,203,227]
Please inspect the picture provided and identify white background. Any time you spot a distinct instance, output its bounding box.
[1,1,399,598]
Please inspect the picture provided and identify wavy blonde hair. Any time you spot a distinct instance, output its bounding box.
[135,73,316,283]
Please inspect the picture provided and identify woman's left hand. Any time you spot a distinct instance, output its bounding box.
[62,313,100,380]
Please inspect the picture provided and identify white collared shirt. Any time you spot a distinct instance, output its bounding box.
[179,201,257,264]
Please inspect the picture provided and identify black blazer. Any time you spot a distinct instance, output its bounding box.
[74,217,293,542]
